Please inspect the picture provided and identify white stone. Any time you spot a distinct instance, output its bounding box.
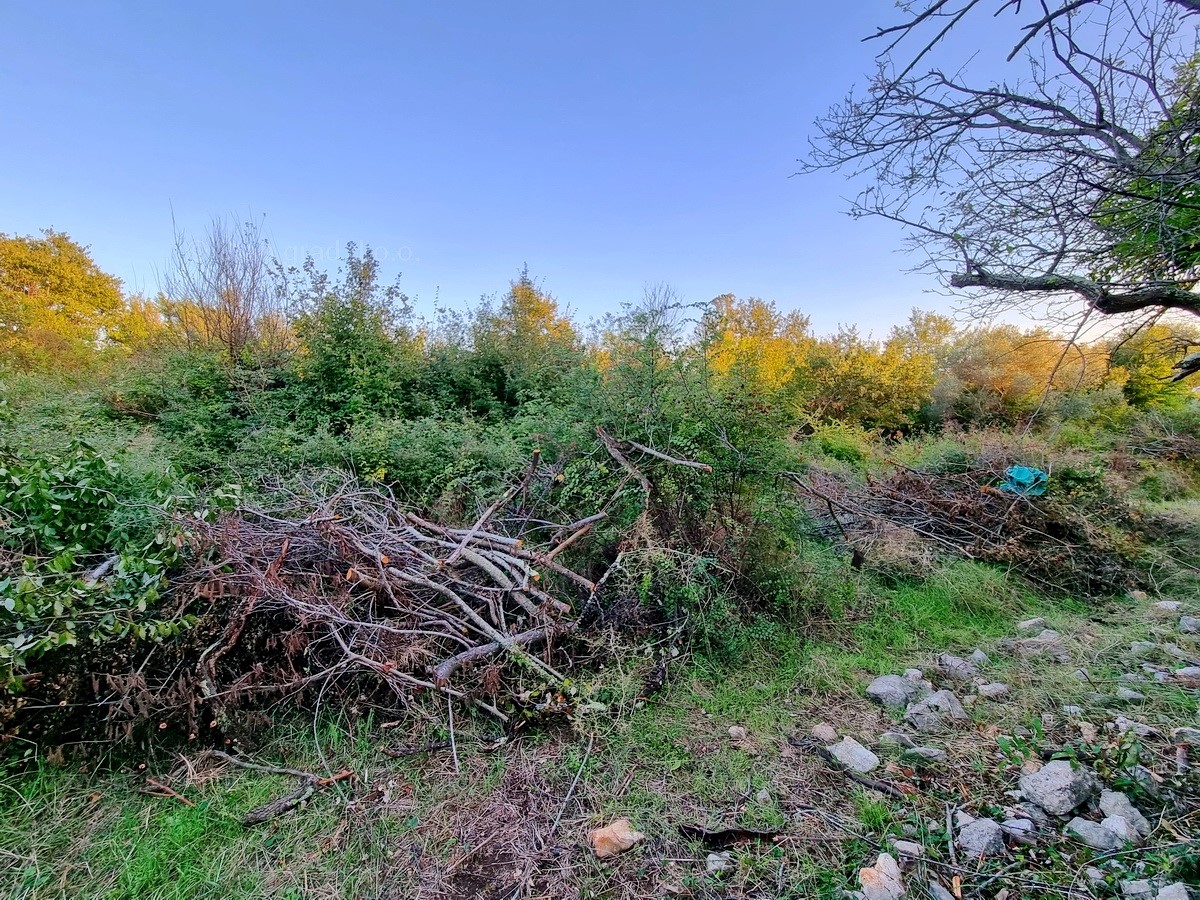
[828,737,880,774]
[1173,726,1200,746]
[1000,818,1036,844]
[1016,617,1046,632]
[867,674,927,709]
[891,839,922,857]
[902,746,947,763]
[1065,817,1123,851]
[1156,884,1190,900]
[1151,600,1182,616]
[905,690,968,732]
[879,731,915,748]
[1113,716,1156,737]
[1099,790,1151,838]
[1129,641,1158,657]
[1175,666,1200,679]
[728,725,747,740]
[1062,705,1084,717]
[1180,616,1200,634]
[1115,687,1146,701]
[1100,815,1140,844]
[856,853,904,900]
[937,653,978,681]
[706,851,733,874]
[969,648,990,666]
[1019,761,1098,816]
[976,682,1009,699]
[958,818,1005,857]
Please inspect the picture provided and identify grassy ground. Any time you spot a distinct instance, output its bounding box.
[2,515,1198,899]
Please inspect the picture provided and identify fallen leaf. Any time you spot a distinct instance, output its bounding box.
[589,817,645,859]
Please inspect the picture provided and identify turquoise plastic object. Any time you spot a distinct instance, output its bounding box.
[1000,465,1048,497]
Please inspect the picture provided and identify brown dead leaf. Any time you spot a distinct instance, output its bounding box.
[589,817,645,859]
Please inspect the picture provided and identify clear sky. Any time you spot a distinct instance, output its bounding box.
[2,2,1016,335]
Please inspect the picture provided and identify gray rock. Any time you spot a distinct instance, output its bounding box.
[1062,705,1085,717]
[1130,590,1150,602]
[1163,643,1196,661]
[905,690,968,732]
[812,722,838,743]
[1128,764,1161,799]
[1180,616,1200,634]
[937,653,978,682]
[1156,884,1191,900]
[957,818,1005,857]
[1130,641,1159,657]
[1122,880,1156,899]
[999,629,1070,663]
[1113,716,1157,737]
[1115,687,1146,701]
[953,809,976,829]
[1175,666,1200,679]
[867,674,927,709]
[1151,600,1182,616]
[891,839,922,857]
[1101,814,1141,845]
[902,668,925,682]
[1000,818,1036,844]
[902,746,947,763]
[1100,790,1151,838]
[928,881,956,900]
[1017,617,1046,632]
[969,648,990,666]
[879,731,915,749]
[856,853,904,900]
[1119,673,1148,683]
[1065,817,1124,850]
[828,737,880,774]
[1012,802,1052,826]
[1172,726,1200,746]
[706,851,733,874]
[976,682,1009,699]
[1019,760,1098,816]
[1085,867,1107,887]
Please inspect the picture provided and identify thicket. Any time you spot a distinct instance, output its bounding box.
[1,228,1198,753]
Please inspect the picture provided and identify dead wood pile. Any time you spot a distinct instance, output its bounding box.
[788,464,1139,594]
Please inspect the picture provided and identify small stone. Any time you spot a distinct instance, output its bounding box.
[1180,616,1200,634]
[1119,673,1147,683]
[811,722,838,742]
[867,674,927,709]
[969,648,990,666]
[1000,818,1036,844]
[937,653,979,681]
[1065,817,1124,851]
[958,818,1005,857]
[1122,880,1156,899]
[905,690,968,732]
[902,746,947,763]
[1163,643,1194,661]
[1128,764,1161,799]
[756,788,771,804]
[879,731,915,748]
[999,629,1070,663]
[1129,641,1158,657]
[1172,726,1200,745]
[1175,666,1200,679]
[1017,617,1046,632]
[928,881,956,900]
[706,851,733,874]
[1156,884,1190,900]
[1100,814,1141,845]
[1151,600,1182,616]
[976,682,1009,699]
[1100,790,1151,838]
[1012,802,1052,826]
[828,737,880,773]
[1113,716,1156,737]
[953,809,976,828]
[1085,867,1106,887]
[856,853,904,900]
[902,668,924,682]
[728,725,747,740]
[1129,590,1149,602]
[1062,705,1084,717]
[1115,687,1146,702]
[891,839,922,857]
[1019,760,1098,815]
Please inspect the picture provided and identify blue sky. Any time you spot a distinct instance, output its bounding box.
[3,2,1015,335]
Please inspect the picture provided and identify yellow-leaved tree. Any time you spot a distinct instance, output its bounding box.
[0,230,124,370]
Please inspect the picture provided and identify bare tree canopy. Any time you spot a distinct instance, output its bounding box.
[805,0,1200,329]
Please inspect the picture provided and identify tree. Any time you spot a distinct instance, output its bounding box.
[806,1,1200,332]
[701,294,812,393]
[0,230,123,369]
[162,216,289,364]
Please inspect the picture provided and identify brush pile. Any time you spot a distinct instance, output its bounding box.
[790,463,1138,595]
[5,465,617,748]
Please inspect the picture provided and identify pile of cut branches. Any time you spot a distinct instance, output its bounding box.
[5,464,619,749]
[788,463,1138,595]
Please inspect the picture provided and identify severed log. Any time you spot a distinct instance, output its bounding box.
[432,622,577,685]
